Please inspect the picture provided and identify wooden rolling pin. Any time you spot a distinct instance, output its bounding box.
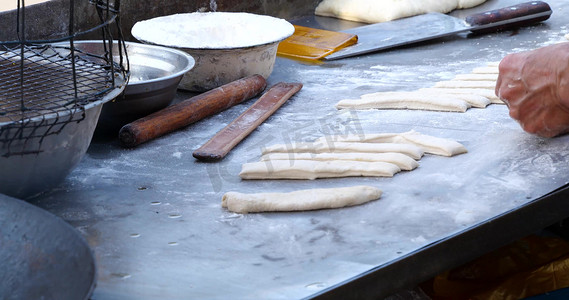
[193,82,303,161]
[119,75,267,147]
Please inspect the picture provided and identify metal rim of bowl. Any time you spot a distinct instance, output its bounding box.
[52,40,196,87]
[119,41,195,86]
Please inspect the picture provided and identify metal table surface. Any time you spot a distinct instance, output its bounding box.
[28,0,569,299]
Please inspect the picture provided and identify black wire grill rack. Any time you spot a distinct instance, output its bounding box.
[0,0,129,157]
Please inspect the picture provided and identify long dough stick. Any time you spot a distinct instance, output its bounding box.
[453,73,498,81]
[222,185,382,213]
[359,91,490,108]
[471,66,499,74]
[434,80,496,89]
[262,142,424,159]
[239,160,401,180]
[418,88,503,104]
[260,152,419,170]
[316,131,467,157]
[335,92,470,112]
[398,131,467,156]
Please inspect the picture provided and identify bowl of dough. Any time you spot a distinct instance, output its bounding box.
[131,12,295,92]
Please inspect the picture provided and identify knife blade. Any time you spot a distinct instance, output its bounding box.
[325,1,552,60]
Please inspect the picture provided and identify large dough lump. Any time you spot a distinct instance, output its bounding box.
[315,0,488,24]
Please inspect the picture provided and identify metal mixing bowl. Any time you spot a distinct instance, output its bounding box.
[0,193,96,299]
[0,43,128,199]
[131,12,294,92]
[0,81,126,199]
[62,41,196,134]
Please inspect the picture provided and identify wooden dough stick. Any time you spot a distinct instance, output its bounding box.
[118,75,267,148]
[193,82,303,161]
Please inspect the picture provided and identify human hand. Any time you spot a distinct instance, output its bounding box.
[495,42,569,137]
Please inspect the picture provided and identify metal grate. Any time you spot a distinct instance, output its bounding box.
[0,0,128,156]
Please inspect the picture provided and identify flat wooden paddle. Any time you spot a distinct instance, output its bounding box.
[119,75,267,148]
[193,82,303,161]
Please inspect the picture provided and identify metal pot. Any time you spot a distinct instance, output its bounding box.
[0,193,96,299]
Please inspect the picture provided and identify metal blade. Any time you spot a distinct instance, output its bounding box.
[325,13,469,60]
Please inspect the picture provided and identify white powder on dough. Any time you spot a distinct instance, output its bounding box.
[315,0,488,24]
[131,12,294,49]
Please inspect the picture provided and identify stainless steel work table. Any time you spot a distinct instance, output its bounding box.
[29,1,569,299]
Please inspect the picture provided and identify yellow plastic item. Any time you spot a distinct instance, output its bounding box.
[277,25,358,61]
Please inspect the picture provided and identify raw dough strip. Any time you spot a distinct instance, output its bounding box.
[222,185,382,214]
[239,160,401,180]
[419,88,503,104]
[260,152,419,170]
[262,141,424,159]
[420,92,490,108]
[434,80,496,89]
[471,66,499,74]
[360,91,489,108]
[453,73,498,81]
[336,91,470,112]
[398,131,467,156]
[360,90,491,108]
[316,131,467,157]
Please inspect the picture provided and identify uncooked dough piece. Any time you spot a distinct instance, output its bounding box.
[316,131,467,157]
[471,66,499,74]
[398,131,467,156]
[453,73,498,81]
[239,160,401,180]
[262,141,424,159]
[221,185,382,213]
[316,132,401,145]
[434,80,496,89]
[419,88,503,104]
[336,91,470,112]
[260,152,419,170]
[314,0,487,24]
[410,91,490,108]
